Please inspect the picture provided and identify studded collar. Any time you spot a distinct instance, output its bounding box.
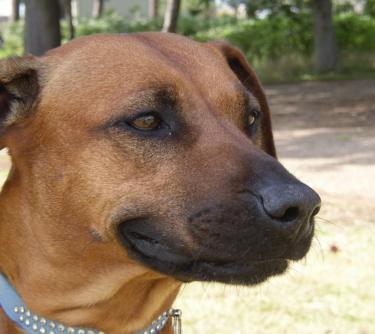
[0,274,182,334]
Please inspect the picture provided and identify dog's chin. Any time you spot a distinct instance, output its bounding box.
[118,225,290,285]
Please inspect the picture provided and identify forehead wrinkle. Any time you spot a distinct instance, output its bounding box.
[131,34,231,121]
[130,35,254,147]
[103,86,180,124]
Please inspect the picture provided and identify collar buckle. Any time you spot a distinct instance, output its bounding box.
[170,309,182,334]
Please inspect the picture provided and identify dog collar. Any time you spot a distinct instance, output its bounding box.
[0,274,182,334]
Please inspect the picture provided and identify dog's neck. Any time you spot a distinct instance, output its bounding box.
[0,274,179,334]
[0,178,181,334]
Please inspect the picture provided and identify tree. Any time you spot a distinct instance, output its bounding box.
[58,0,74,39]
[24,0,61,56]
[312,0,337,72]
[11,0,20,22]
[163,0,181,32]
[93,0,105,18]
[149,0,159,19]
[64,0,75,40]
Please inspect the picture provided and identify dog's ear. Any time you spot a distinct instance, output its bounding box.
[0,56,41,149]
[205,41,276,157]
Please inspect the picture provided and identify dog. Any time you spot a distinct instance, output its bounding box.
[0,33,321,334]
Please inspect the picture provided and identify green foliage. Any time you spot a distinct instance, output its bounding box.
[1,10,374,83]
[364,0,375,17]
[194,14,314,60]
[73,11,162,37]
[177,15,237,36]
[244,0,310,18]
[191,13,375,82]
[335,13,375,52]
[0,22,23,58]
[334,1,355,15]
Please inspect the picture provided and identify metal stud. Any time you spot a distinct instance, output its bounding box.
[67,327,75,334]
[33,315,39,321]
[25,319,31,326]
[26,310,31,317]
[78,330,85,334]
[58,324,65,332]
[40,327,46,333]
[87,331,95,334]
[50,322,56,328]
[150,329,155,333]
[20,307,25,313]
[156,325,160,330]
[40,318,47,325]
[14,306,19,313]
[19,315,25,322]
[49,331,55,334]
[32,323,38,331]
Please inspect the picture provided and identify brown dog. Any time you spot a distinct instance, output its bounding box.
[0,33,320,334]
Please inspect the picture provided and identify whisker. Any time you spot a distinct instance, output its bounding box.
[315,215,337,226]
[313,236,325,262]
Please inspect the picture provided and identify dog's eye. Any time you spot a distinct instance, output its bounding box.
[247,110,259,127]
[129,114,162,131]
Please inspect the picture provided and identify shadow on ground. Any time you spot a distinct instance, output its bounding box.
[267,80,375,166]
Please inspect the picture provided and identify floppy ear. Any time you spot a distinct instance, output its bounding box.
[0,56,41,149]
[205,41,277,158]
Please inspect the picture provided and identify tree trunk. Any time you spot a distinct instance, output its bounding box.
[149,0,159,19]
[162,0,181,33]
[312,0,338,73]
[93,0,105,18]
[65,0,75,40]
[24,0,61,56]
[59,0,66,18]
[11,0,20,22]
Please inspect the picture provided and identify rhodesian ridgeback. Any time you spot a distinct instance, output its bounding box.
[0,33,321,334]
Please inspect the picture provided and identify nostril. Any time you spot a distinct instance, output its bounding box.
[258,183,321,227]
[277,206,300,223]
[311,205,321,218]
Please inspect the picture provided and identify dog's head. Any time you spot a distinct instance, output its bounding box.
[0,33,320,287]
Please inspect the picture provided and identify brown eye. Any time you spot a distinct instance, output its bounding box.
[247,110,259,127]
[130,114,161,130]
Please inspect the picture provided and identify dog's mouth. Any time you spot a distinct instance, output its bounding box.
[118,221,290,285]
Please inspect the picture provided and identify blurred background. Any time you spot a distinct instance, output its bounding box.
[0,0,375,81]
[0,1,374,333]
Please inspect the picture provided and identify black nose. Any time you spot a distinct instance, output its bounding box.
[259,183,321,239]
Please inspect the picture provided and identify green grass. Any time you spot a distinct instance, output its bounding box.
[176,220,375,333]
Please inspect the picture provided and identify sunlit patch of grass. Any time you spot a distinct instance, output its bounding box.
[175,219,375,333]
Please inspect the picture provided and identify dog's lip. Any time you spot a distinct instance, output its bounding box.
[119,226,289,284]
[123,230,191,265]
[181,258,288,284]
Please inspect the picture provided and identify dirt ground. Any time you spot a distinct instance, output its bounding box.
[267,79,375,226]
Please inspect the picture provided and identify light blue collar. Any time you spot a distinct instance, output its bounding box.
[0,274,180,334]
